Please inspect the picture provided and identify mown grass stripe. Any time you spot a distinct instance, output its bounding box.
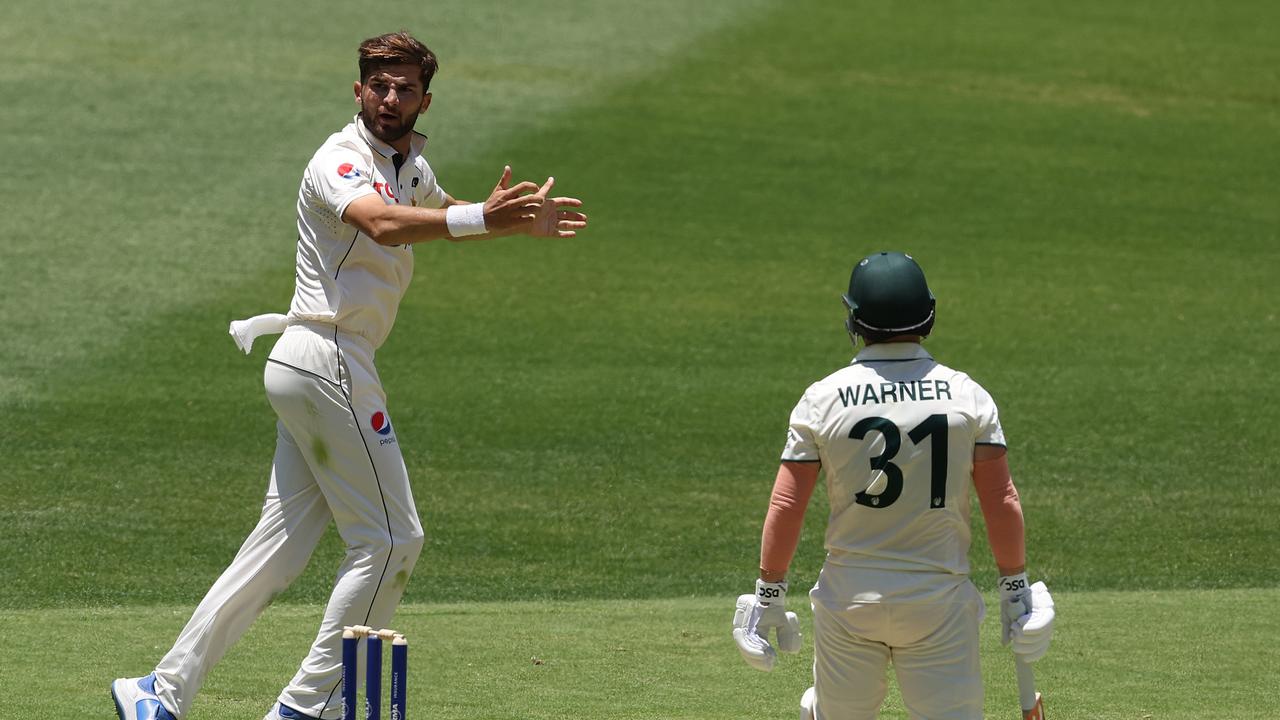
[2,589,1276,719]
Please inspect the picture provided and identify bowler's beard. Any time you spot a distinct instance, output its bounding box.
[361,103,419,144]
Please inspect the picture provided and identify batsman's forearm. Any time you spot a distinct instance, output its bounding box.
[974,455,1027,573]
[759,462,819,579]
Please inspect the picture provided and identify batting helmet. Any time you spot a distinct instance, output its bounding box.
[842,251,936,342]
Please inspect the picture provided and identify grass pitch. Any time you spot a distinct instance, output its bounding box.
[1,0,1277,718]
[2,590,1277,719]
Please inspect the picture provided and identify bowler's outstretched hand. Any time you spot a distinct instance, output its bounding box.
[481,165,544,236]
[530,176,588,238]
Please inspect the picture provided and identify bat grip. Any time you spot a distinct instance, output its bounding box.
[1014,657,1038,712]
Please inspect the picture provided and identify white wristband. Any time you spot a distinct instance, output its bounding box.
[755,579,788,605]
[446,203,487,237]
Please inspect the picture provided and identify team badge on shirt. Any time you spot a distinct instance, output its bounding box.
[337,163,361,180]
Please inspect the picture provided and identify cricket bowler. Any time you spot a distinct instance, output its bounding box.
[111,31,587,720]
[731,252,1055,719]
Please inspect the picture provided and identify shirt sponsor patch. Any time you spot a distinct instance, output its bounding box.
[337,163,361,179]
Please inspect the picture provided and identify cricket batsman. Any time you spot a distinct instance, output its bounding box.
[111,31,587,720]
[731,252,1055,719]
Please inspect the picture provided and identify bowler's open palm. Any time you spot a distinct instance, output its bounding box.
[529,176,587,238]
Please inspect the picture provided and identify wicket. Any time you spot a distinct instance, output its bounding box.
[342,625,407,720]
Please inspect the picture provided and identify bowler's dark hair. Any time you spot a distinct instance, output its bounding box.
[358,32,439,90]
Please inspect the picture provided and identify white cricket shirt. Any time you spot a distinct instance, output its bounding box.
[782,342,1006,602]
[289,116,448,349]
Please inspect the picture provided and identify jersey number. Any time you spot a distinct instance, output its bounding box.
[850,414,948,510]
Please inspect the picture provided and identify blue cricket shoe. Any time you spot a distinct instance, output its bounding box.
[110,674,177,720]
[263,702,321,720]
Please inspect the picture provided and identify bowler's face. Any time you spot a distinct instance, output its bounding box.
[355,64,430,145]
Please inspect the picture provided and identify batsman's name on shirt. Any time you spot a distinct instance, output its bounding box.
[837,380,952,407]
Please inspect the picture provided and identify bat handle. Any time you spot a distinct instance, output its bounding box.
[1015,658,1043,718]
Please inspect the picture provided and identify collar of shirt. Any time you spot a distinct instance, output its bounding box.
[851,342,933,364]
[353,115,428,161]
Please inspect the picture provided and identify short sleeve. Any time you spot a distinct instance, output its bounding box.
[972,382,1007,447]
[780,388,822,463]
[307,146,378,219]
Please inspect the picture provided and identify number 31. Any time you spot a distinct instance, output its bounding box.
[850,414,948,510]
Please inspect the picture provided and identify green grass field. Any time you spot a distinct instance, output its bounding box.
[4,590,1279,719]
[1,0,1278,718]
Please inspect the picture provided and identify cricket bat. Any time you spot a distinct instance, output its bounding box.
[1015,657,1045,720]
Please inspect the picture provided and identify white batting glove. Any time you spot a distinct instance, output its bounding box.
[732,580,802,672]
[998,574,1055,663]
[1013,581,1054,662]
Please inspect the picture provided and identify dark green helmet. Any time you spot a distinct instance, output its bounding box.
[842,251,936,340]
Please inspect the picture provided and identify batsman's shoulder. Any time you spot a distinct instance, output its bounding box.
[813,363,862,390]
[952,367,999,402]
[927,360,983,393]
[795,366,859,411]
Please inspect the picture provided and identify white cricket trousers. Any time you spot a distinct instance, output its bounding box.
[152,323,425,719]
[810,573,984,720]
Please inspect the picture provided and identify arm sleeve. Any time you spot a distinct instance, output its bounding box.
[760,462,820,576]
[780,388,822,462]
[973,452,1025,572]
[307,146,379,220]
